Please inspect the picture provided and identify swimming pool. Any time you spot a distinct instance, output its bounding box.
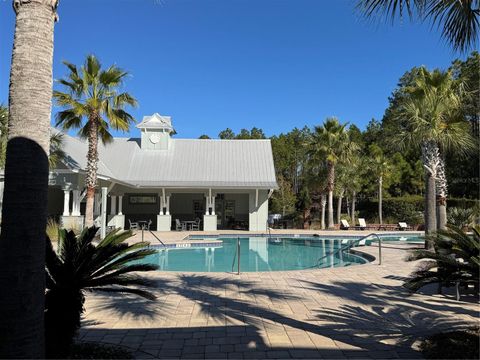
[138,237,371,272]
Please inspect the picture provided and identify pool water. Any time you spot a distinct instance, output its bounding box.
[138,237,369,272]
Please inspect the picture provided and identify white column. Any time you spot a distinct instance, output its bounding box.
[166,195,170,215]
[94,193,101,215]
[100,187,108,239]
[72,190,81,216]
[118,195,123,215]
[110,195,117,215]
[205,195,209,215]
[211,195,216,215]
[63,190,71,216]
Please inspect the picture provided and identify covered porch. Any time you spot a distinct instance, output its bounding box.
[49,172,272,234]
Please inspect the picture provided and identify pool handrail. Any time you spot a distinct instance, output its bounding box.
[314,232,382,267]
[147,229,166,247]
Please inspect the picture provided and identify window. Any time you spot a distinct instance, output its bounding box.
[129,194,157,204]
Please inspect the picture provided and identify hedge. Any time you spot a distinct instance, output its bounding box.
[357,196,479,224]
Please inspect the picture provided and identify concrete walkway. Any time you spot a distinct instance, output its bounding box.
[79,243,479,359]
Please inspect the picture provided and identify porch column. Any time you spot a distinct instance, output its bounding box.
[94,193,101,215]
[118,195,123,215]
[72,190,81,216]
[110,195,117,215]
[100,187,108,239]
[205,195,210,215]
[211,195,215,215]
[63,189,71,216]
[157,192,171,231]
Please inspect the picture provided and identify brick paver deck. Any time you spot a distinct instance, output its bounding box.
[80,243,479,359]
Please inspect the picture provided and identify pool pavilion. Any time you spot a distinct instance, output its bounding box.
[45,113,277,235]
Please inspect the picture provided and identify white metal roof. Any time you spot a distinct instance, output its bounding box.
[59,132,278,189]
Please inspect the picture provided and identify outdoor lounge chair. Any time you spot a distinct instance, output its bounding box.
[340,219,350,230]
[398,222,408,231]
[357,218,367,230]
[175,219,186,231]
[128,219,139,230]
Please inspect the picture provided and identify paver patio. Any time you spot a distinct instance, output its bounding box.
[80,243,479,359]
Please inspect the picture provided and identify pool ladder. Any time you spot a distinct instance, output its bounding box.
[231,236,241,275]
[314,233,382,268]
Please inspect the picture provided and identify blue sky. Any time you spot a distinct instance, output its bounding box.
[0,0,466,139]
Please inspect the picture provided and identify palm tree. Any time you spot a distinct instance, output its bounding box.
[45,227,158,357]
[404,226,479,300]
[53,55,137,227]
[367,144,393,225]
[356,0,480,53]
[0,105,7,169]
[0,1,58,358]
[48,131,66,169]
[0,114,66,169]
[309,118,352,229]
[395,68,475,239]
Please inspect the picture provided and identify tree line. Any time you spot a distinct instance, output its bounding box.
[202,52,479,232]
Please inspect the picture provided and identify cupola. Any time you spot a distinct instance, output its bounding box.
[136,113,174,150]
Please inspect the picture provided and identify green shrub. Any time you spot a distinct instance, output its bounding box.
[46,218,60,242]
[358,196,424,224]
[447,207,477,228]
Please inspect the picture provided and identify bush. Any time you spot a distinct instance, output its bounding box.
[447,207,477,228]
[46,218,60,242]
[421,327,479,359]
[357,196,424,224]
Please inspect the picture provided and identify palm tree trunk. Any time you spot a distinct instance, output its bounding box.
[422,141,438,242]
[351,190,356,225]
[436,156,448,230]
[327,162,335,229]
[336,188,344,224]
[320,193,326,230]
[378,175,383,225]
[303,208,310,229]
[84,116,99,227]
[0,1,57,357]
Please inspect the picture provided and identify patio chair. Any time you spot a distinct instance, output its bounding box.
[191,218,201,231]
[357,218,367,230]
[175,219,186,231]
[128,219,139,230]
[340,219,350,230]
[145,219,152,231]
[398,222,408,231]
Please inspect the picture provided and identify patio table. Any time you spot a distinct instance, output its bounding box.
[182,220,198,230]
[138,220,150,230]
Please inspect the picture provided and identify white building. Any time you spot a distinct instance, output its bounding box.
[47,113,278,232]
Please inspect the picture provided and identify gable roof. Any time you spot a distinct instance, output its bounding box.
[136,113,174,132]
[59,133,278,189]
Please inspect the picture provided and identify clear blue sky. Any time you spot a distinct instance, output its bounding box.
[0,0,466,139]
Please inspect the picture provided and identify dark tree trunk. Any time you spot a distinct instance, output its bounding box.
[0,1,57,358]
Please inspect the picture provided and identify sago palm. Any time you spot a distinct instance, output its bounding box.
[45,227,158,357]
[357,0,479,53]
[53,55,137,227]
[404,225,480,300]
[394,67,475,239]
[308,118,351,229]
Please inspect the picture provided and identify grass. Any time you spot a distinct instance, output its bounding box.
[68,342,133,359]
[421,327,479,359]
